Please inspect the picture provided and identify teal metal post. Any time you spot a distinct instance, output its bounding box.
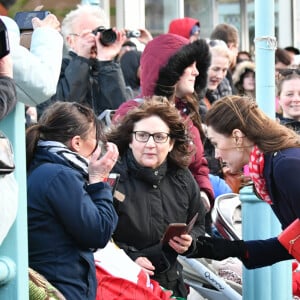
[240,0,292,299]
[0,103,29,299]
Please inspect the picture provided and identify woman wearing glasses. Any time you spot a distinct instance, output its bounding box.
[107,98,206,298]
[276,68,300,134]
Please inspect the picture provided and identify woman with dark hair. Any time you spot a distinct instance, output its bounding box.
[108,97,206,298]
[232,60,255,98]
[113,33,214,213]
[26,102,119,299]
[189,95,300,271]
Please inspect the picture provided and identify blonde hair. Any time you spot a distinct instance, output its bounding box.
[209,45,232,65]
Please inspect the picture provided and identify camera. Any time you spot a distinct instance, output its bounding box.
[0,19,10,59]
[92,26,117,46]
[92,26,141,46]
[126,30,141,38]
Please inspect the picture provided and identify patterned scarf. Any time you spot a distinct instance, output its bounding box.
[37,140,89,176]
[248,145,273,204]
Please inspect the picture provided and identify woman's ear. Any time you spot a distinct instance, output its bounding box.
[232,129,245,144]
[70,135,81,152]
[168,140,175,152]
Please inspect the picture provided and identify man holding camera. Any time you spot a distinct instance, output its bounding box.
[37,4,129,119]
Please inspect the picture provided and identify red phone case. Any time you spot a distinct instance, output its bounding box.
[278,218,300,261]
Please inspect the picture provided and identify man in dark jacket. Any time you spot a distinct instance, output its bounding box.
[37,5,128,118]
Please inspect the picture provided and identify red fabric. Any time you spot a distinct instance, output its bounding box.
[112,99,140,124]
[95,264,173,300]
[292,262,300,297]
[168,17,200,39]
[248,145,273,204]
[140,33,189,97]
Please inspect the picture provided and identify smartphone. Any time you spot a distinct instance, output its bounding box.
[14,11,50,31]
[106,173,120,194]
[0,19,10,59]
[161,212,199,244]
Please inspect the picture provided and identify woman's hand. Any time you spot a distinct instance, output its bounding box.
[168,234,193,254]
[88,142,119,184]
[135,256,155,276]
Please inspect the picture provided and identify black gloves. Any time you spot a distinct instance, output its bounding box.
[187,236,247,261]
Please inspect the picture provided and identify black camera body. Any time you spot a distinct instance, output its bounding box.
[92,26,140,46]
[92,26,117,46]
[0,18,10,59]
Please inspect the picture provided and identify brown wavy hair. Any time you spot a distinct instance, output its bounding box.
[107,96,195,168]
[205,95,300,152]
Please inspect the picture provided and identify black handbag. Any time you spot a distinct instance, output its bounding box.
[0,131,15,175]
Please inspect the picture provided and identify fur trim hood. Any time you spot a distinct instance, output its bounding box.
[232,60,255,85]
[168,17,200,39]
[140,33,211,98]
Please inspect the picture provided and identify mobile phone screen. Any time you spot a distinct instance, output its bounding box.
[106,173,120,194]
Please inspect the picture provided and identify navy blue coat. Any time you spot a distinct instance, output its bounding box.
[27,147,118,299]
[244,148,300,269]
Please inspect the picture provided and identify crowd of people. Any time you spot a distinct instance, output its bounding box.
[1,1,300,299]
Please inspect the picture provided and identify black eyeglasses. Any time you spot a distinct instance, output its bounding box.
[132,131,170,143]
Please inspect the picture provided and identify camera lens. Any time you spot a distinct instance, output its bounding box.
[100,28,117,46]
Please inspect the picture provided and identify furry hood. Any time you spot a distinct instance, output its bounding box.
[232,60,255,85]
[140,33,210,98]
[168,17,200,39]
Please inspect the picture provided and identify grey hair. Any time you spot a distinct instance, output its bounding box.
[61,4,109,49]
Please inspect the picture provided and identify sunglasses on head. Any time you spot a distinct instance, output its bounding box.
[277,68,300,77]
[206,38,227,48]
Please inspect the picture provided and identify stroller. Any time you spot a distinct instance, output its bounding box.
[178,193,243,300]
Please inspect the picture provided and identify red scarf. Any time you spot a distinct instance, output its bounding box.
[248,145,273,204]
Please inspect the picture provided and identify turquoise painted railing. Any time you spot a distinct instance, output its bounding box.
[240,0,292,298]
[0,102,29,299]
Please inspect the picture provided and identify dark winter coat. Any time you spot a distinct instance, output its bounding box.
[27,147,118,299]
[112,150,206,296]
[280,116,300,135]
[243,148,300,269]
[113,34,214,202]
[37,51,128,117]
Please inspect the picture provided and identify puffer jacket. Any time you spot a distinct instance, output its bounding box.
[113,33,214,202]
[27,147,118,299]
[112,149,206,295]
[37,51,128,117]
[1,16,63,106]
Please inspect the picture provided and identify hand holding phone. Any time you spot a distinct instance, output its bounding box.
[161,213,198,244]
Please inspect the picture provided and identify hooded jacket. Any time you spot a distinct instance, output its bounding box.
[114,33,214,202]
[232,60,255,95]
[168,17,200,40]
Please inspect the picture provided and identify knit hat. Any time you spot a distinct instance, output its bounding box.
[140,33,210,99]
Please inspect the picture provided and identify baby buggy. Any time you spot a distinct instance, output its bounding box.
[178,193,243,300]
